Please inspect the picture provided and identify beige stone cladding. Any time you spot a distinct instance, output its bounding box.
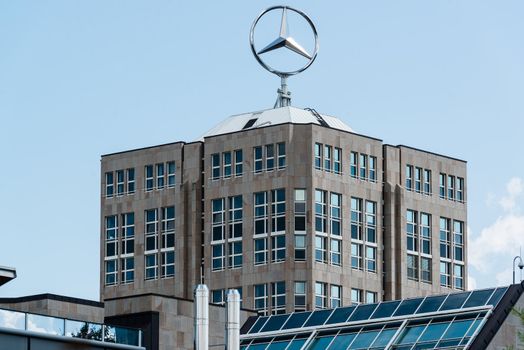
[486,290,524,349]
[383,144,467,300]
[104,294,257,350]
[0,294,104,323]
[100,142,194,301]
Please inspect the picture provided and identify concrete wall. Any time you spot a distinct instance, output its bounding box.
[487,291,524,349]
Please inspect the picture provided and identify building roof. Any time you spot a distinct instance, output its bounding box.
[240,285,522,350]
[199,106,354,140]
[0,266,16,287]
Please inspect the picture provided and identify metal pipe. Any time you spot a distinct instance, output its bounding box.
[226,289,241,350]
[194,284,209,350]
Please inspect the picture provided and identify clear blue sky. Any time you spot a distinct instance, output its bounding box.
[1,1,523,300]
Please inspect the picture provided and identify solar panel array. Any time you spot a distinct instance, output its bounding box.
[241,287,507,336]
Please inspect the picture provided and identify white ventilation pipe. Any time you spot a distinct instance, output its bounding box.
[194,284,209,350]
[226,289,241,350]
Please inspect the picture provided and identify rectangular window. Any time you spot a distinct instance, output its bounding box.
[127,168,135,194]
[145,254,157,280]
[116,170,125,196]
[271,281,286,314]
[366,291,377,304]
[156,163,165,189]
[315,282,327,309]
[439,173,446,199]
[105,172,114,198]
[105,215,118,258]
[330,193,341,236]
[324,145,332,171]
[420,213,431,255]
[315,190,327,233]
[440,217,451,259]
[294,189,306,232]
[351,197,362,240]
[351,288,362,305]
[421,257,432,283]
[366,246,376,272]
[365,201,376,243]
[294,235,306,261]
[453,220,464,262]
[369,156,377,182]
[271,189,286,233]
[161,251,175,277]
[406,165,413,190]
[234,150,243,176]
[271,235,286,263]
[161,206,175,249]
[457,177,464,202]
[121,257,134,284]
[145,209,158,252]
[167,161,175,188]
[254,238,268,265]
[212,244,225,271]
[334,147,342,174]
[448,175,455,200]
[440,261,451,287]
[228,196,243,239]
[212,154,221,180]
[254,284,268,315]
[254,146,263,174]
[330,285,342,308]
[315,236,327,263]
[105,260,117,285]
[330,239,341,266]
[266,144,274,171]
[223,152,232,178]
[212,198,225,271]
[314,143,322,169]
[350,152,358,178]
[415,167,422,193]
[121,213,135,255]
[228,241,242,268]
[351,243,362,270]
[423,169,431,194]
[406,210,418,252]
[277,142,286,169]
[254,192,268,235]
[407,254,418,281]
[145,165,154,191]
[294,281,306,312]
[454,264,464,290]
[359,154,367,179]
[212,289,224,304]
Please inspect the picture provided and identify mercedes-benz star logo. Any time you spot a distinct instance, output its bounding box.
[250,5,319,78]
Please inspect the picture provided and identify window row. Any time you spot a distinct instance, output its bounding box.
[254,143,286,174]
[439,173,465,202]
[105,169,135,198]
[145,162,176,192]
[440,262,465,290]
[315,282,343,309]
[211,287,243,305]
[254,281,287,315]
[211,150,243,180]
[105,162,175,198]
[314,143,342,174]
[105,253,175,286]
[405,165,432,195]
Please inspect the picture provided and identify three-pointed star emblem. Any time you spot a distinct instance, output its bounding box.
[257,7,312,60]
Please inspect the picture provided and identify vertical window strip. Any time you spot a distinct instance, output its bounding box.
[116,170,125,196]
[127,168,136,194]
[277,142,286,169]
[254,146,263,174]
[294,281,306,312]
[156,163,165,189]
[266,144,274,171]
[223,152,232,178]
[234,149,243,176]
[145,165,154,191]
[212,153,221,179]
[167,161,175,188]
[105,172,114,198]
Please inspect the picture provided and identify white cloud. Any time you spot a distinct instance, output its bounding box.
[499,177,523,212]
[467,275,477,290]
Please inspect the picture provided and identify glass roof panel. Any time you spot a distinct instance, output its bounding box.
[415,295,447,314]
[326,306,356,324]
[465,319,483,337]
[439,292,470,311]
[418,322,450,342]
[443,319,474,340]
[281,312,311,330]
[248,343,269,350]
[371,301,401,319]
[260,314,290,333]
[392,298,423,317]
[348,330,380,349]
[303,309,334,327]
[249,316,269,334]
[286,339,307,350]
[371,328,398,347]
[487,287,508,306]
[396,325,426,345]
[241,316,259,334]
[462,289,494,308]
[308,336,335,350]
[327,333,356,350]
[266,341,290,350]
[347,304,378,322]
